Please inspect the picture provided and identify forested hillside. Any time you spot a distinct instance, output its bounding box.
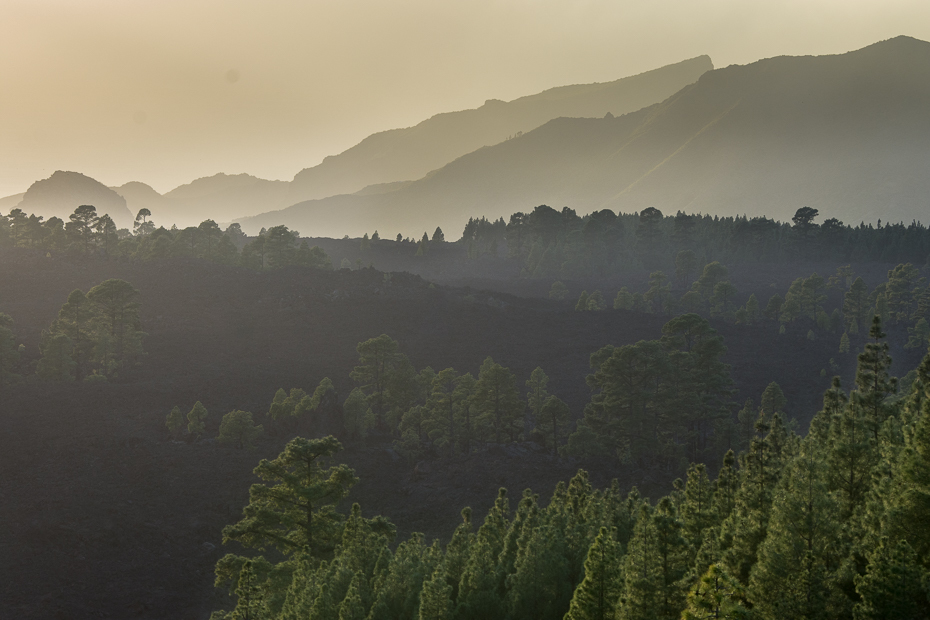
[0,198,928,618]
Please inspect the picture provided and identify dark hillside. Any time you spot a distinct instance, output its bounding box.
[0,251,917,618]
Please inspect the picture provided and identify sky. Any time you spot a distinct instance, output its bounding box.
[2,0,929,198]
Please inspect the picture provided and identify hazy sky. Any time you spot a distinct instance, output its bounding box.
[2,0,929,198]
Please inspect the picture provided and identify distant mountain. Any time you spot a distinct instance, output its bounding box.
[160,173,291,228]
[0,193,24,211]
[16,171,134,228]
[1,57,711,229]
[241,36,930,239]
[287,56,713,202]
[111,182,176,225]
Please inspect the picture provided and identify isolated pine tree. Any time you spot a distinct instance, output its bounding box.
[218,410,264,450]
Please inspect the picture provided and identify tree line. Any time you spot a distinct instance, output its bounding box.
[562,259,930,354]
[210,318,930,619]
[0,205,332,271]
[461,205,930,278]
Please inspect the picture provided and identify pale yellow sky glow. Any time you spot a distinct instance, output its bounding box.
[2,0,929,198]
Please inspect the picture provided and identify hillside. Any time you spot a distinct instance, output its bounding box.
[13,171,135,229]
[0,249,907,619]
[286,56,712,203]
[162,173,292,228]
[241,36,930,239]
[111,182,176,225]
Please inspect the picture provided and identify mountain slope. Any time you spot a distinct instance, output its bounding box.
[15,171,134,228]
[111,182,176,226]
[161,173,291,228]
[241,36,930,239]
[287,56,713,202]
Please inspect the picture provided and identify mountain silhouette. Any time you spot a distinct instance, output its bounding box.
[240,36,930,238]
[287,56,713,203]
[15,171,134,229]
[161,173,291,228]
[111,182,175,224]
[2,57,711,229]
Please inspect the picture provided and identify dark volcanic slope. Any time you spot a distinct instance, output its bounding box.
[243,36,930,238]
[0,251,906,619]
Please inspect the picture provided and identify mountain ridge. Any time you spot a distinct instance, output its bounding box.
[239,36,930,238]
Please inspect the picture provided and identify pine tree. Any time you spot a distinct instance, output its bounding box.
[682,564,749,620]
[576,290,590,311]
[713,450,739,524]
[342,388,371,440]
[825,379,874,520]
[456,488,509,619]
[422,369,474,457]
[337,573,366,620]
[680,463,717,564]
[853,538,928,620]
[564,527,624,620]
[840,332,851,354]
[854,316,897,439]
[350,334,404,431]
[507,521,573,620]
[444,508,475,605]
[166,405,185,440]
[221,436,357,558]
[884,383,930,560]
[745,294,760,324]
[472,357,523,443]
[418,563,453,620]
[53,289,94,379]
[618,503,660,620]
[719,413,787,583]
[368,534,436,620]
[549,281,569,301]
[188,401,208,440]
[537,395,570,455]
[218,410,264,450]
[749,444,842,620]
[85,278,144,375]
[36,333,75,381]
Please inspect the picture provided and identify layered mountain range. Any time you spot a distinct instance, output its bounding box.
[241,36,930,238]
[0,56,711,230]
[5,37,930,239]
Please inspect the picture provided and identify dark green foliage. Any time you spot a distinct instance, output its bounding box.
[749,444,842,620]
[564,526,624,620]
[218,410,264,450]
[682,564,749,620]
[206,325,930,620]
[472,357,524,444]
[855,316,897,439]
[221,436,358,558]
[853,538,929,620]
